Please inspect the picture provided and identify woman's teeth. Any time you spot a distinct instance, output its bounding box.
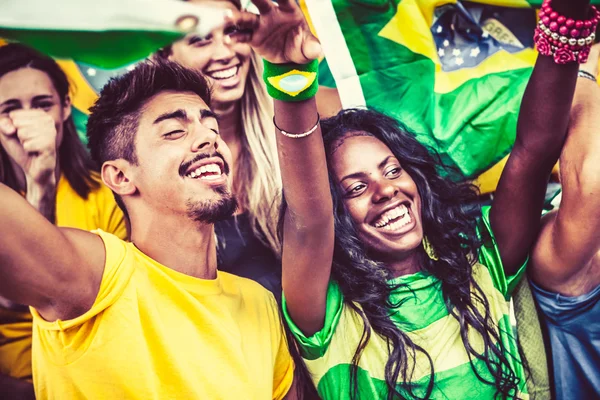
[373,204,412,230]
[208,66,238,80]
[187,163,223,180]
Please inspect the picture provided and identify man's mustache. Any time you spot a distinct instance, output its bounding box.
[179,152,230,177]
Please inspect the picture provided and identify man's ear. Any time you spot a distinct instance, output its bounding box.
[101,159,137,197]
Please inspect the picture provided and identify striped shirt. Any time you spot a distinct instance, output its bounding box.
[283,206,528,399]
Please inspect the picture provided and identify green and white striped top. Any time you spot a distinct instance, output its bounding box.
[283,206,528,399]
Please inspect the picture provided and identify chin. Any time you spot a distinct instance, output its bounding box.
[212,88,245,106]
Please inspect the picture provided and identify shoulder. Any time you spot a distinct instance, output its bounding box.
[220,271,279,306]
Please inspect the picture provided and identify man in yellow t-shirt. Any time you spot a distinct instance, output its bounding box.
[0,175,127,385]
[0,21,298,398]
[0,43,127,398]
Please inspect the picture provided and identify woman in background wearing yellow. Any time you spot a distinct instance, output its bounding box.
[0,43,127,398]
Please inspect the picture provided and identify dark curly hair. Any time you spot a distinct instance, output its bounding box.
[316,109,520,399]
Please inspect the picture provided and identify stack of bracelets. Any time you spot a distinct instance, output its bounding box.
[535,0,599,64]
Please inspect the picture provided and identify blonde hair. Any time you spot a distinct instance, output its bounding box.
[170,0,283,255]
[234,51,282,255]
[223,0,282,255]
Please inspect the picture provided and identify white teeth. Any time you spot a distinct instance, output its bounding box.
[186,163,222,179]
[208,66,237,80]
[373,204,410,228]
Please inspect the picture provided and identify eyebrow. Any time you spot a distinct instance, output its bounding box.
[340,155,396,183]
[153,109,188,125]
[200,109,218,121]
[0,99,20,108]
[31,95,53,102]
[153,108,218,125]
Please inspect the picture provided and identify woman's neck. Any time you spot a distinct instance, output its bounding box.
[212,100,244,214]
[213,100,243,145]
[386,251,422,278]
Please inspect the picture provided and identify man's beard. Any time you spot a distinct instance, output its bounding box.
[186,185,238,224]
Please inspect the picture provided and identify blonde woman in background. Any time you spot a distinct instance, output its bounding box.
[158,0,341,297]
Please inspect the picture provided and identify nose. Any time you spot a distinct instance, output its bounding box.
[190,123,219,153]
[211,36,235,63]
[372,180,398,204]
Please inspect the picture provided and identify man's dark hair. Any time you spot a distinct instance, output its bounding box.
[86,59,212,214]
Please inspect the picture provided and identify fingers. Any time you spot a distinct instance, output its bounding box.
[249,0,274,15]
[0,116,16,136]
[285,27,322,64]
[276,0,297,12]
[9,110,55,132]
[302,34,323,61]
[228,10,260,42]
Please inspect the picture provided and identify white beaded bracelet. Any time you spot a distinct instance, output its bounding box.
[273,114,320,139]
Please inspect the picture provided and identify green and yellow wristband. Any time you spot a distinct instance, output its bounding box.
[262,59,319,102]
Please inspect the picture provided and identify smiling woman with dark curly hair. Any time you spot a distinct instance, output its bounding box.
[255,0,594,397]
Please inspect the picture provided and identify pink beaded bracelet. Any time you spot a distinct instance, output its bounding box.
[534,0,599,64]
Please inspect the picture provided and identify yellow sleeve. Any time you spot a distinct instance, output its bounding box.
[270,295,295,400]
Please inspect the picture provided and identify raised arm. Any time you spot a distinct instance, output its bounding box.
[0,184,104,320]
[0,113,104,320]
[530,44,600,294]
[490,0,593,275]
[235,0,334,335]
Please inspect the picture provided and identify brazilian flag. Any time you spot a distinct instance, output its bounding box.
[3,0,599,193]
[302,0,599,192]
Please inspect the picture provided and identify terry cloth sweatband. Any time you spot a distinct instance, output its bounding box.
[262,59,319,102]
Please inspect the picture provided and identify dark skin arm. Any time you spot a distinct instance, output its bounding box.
[234,0,335,337]
[490,0,591,275]
[530,44,600,296]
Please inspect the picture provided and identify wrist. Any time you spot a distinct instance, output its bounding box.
[26,176,56,203]
[262,59,319,102]
[26,177,56,223]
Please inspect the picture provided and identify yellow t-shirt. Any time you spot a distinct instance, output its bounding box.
[31,230,294,400]
[0,174,127,381]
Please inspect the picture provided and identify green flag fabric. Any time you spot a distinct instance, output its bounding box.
[0,0,229,68]
[304,0,599,178]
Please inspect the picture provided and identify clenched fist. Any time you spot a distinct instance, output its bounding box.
[0,109,58,186]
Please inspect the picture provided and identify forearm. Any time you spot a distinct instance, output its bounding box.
[490,0,592,273]
[549,78,600,267]
[565,78,600,192]
[26,179,56,224]
[515,0,590,164]
[274,97,333,229]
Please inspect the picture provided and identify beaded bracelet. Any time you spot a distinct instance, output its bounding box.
[534,0,599,64]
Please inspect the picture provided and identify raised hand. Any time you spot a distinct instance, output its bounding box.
[231,0,322,64]
[0,109,58,186]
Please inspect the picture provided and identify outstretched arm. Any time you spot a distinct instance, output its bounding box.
[0,184,105,320]
[490,0,592,275]
[235,0,334,336]
[530,45,600,294]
